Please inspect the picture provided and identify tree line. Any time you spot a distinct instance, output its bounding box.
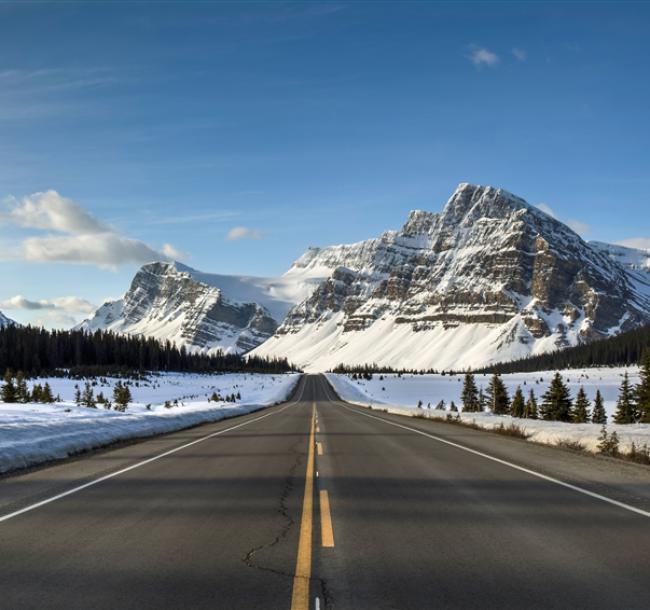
[456,349,650,424]
[479,323,650,374]
[0,325,294,377]
[333,322,650,375]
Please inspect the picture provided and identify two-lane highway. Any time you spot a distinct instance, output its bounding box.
[2,375,650,609]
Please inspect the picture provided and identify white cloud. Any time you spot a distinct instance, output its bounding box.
[512,48,527,62]
[0,294,96,313]
[616,238,650,251]
[226,226,263,241]
[1,190,184,268]
[4,190,106,234]
[536,203,590,237]
[162,243,186,260]
[468,47,500,67]
[22,233,166,268]
[567,219,590,237]
[535,202,558,219]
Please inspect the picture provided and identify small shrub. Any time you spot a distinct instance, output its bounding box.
[555,438,586,452]
[494,422,530,439]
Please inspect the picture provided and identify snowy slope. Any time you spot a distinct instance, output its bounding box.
[0,311,17,327]
[0,372,301,474]
[79,261,327,354]
[254,184,650,371]
[327,369,650,454]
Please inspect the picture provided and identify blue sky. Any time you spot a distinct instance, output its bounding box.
[1,1,649,327]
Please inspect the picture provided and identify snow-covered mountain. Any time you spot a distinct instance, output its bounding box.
[589,241,650,273]
[78,261,327,353]
[252,183,650,371]
[0,311,17,327]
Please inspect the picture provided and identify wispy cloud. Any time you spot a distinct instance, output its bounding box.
[1,190,185,269]
[226,226,263,241]
[536,203,590,236]
[567,219,590,237]
[536,202,557,218]
[616,238,650,251]
[468,47,500,67]
[512,48,527,62]
[0,295,97,314]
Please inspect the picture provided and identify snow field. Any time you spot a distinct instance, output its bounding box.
[327,368,650,455]
[0,372,301,474]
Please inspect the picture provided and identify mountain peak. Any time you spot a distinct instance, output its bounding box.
[443,182,532,218]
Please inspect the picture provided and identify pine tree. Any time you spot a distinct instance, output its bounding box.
[614,371,637,424]
[82,382,96,408]
[42,382,54,403]
[540,372,573,421]
[486,374,510,415]
[478,388,487,412]
[449,400,458,412]
[510,386,525,418]
[113,381,131,411]
[592,390,607,424]
[74,384,81,406]
[461,373,480,412]
[635,348,650,423]
[1,369,16,403]
[15,371,29,403]
[523,389,538,419]
[31,383,43,402]
[571,386,590,423]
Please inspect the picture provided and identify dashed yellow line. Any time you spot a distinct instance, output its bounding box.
[319,490,335,548]
[290,404,316,610]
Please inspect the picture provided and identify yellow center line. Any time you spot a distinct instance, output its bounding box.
[316,442,323,456]
[290,403,316,610]
[319,490,335,548]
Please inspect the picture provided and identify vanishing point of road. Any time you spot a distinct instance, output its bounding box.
[2,375,650,609]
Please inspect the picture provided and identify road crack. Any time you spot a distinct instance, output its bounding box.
[241,435,303,580]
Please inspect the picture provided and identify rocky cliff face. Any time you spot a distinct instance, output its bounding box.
[253,184,650,371]
[78,262,315,354]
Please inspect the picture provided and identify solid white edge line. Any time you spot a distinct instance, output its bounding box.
[320,376,650,520]
[0,376,308,524]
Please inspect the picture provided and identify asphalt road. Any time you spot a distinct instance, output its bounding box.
[2,374,650,610]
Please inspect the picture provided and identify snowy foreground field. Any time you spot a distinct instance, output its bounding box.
[0,373,300,474]
[327,368,650,455]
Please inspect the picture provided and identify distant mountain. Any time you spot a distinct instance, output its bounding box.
[77,261,327,353]
[252,183,650,371]
[589,241,650,273]
[0,311,17,327]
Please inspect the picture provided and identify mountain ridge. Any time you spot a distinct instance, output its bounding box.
[252,183,650,371]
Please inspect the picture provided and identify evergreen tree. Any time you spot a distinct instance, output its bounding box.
[510,386,525,418]
[15,371,29,403]
[571,387,590,423]
[449,400,458,412]
[478,388,488,412]
[461,373,480,412]
[523,389,538,419]
[1,369,16,403]
[614,371,637,424]
[82,382,96,408]
[31,383,43,402]
[486,374,510,415]
[42,382,54,403]
[540,372,573,421]
[74,384,81,406]
[635,348,650,423]
[113,381,131,411]
[591,390,607,424]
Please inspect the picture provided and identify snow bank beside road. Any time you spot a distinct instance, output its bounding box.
[0,373,301,474]
[326,369,650,455]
